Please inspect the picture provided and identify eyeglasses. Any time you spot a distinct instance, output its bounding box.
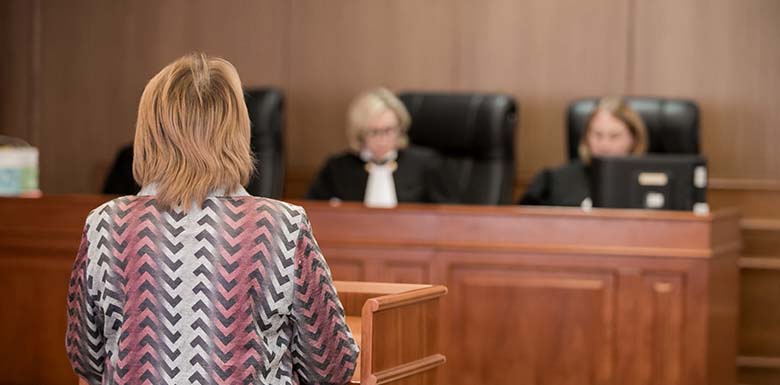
[363,126,400,137]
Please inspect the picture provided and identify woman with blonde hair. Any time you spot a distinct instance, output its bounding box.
[520,96,648,206]
[66,53,358,385]
[306,87,448,207]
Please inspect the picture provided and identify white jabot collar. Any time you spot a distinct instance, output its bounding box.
[360,149,398,164]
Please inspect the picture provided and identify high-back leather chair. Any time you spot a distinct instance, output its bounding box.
[566,97,700,160]
[103,88,286,198]
[245,87,285,199]
[399,92,518,205]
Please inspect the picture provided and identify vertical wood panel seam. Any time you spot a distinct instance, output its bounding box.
[453,0,462,90]
[625,0,636,94]
[283,1,293,91]
[29,0,41,146]
[283,1,294,174]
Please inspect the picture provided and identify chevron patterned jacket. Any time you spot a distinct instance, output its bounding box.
[66,187,359,385]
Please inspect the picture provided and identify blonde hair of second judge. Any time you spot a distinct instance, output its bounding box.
[578,96,648,163]
[346,87,411,153]
[133,52,254,210]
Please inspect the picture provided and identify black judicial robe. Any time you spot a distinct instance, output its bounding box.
[306,146,450,203]
[519,161,591,207]
[103,144,141,195]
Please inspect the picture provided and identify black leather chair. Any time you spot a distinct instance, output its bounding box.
[244,87,285,199]
[399,92,518,205]
[566,97,700,160]
[103,87,285,198]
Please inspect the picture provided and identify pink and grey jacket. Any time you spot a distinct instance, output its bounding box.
[66,187,358,385]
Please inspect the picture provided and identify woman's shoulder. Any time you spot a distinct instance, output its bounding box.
[86,195,150,220]
[543,161,587,178]
[521,161,589,206]
[321,151,363,169]
[239,195,305,214]
[85,195,307,223]
[209,195,305,217]
[327,151,361,162]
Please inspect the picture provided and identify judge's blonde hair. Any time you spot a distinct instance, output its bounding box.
[346,87,411,152]
[133,53,254,211]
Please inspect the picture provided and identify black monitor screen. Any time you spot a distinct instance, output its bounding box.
[589,155,708,211]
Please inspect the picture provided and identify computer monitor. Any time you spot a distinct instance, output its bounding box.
[589,155,708,211]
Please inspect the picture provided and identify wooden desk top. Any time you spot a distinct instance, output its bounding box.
[0,195,740,260]
[294,200,740,259]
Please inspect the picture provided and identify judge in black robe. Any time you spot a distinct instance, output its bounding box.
[520,96,649,207]
[519,161,590,207]
[307,87,453,205]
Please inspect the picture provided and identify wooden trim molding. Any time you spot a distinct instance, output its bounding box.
[739,257,780,271]
[709,178,780,192]
[365,286,448,312]
[367,354,447,385]
[737,355,780,369]
[741,218,780,231]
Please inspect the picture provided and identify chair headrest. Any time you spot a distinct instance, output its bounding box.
[399,92,517,159]
[244,87,285,198]
[245,87,285,136]
[566,97,699,160]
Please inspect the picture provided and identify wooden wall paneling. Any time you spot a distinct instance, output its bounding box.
[137,0,290,88]
[705,253,739,385]
[437,246,730,385]
[737,213,780,378]
[740,268,780,358]
[631,0,780,181]
[638,273,686,385]
[455,0,631,181]
[13,0,290,194]
[320,245,436,284]
[370,300,442,385]
[5,0,780,200]
[303,203,440,245]
[0,195,105,258]
[709,188,780,383]
[624,13,780,380]
[0,0,39,142]
[444,257,617,385]
[709,185,780,221]
[737,367,780,385]
[36,2,134,194]
[613,264,643,384]
[2,0,780,210]
[381,260,431,285]
[696,178,778,385]
[325,256,369,282]
[740,221,780,257]
[0,256,74,385]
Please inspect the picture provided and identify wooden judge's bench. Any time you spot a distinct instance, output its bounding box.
[0,196,739,385]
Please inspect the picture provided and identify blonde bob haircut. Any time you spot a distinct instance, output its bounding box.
[346,87,411,153]
[133,53,254,211]
[578,96,648,163]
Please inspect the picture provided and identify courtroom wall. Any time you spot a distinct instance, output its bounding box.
[1,0,778,199]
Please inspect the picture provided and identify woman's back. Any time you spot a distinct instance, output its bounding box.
[66,187,358,385]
